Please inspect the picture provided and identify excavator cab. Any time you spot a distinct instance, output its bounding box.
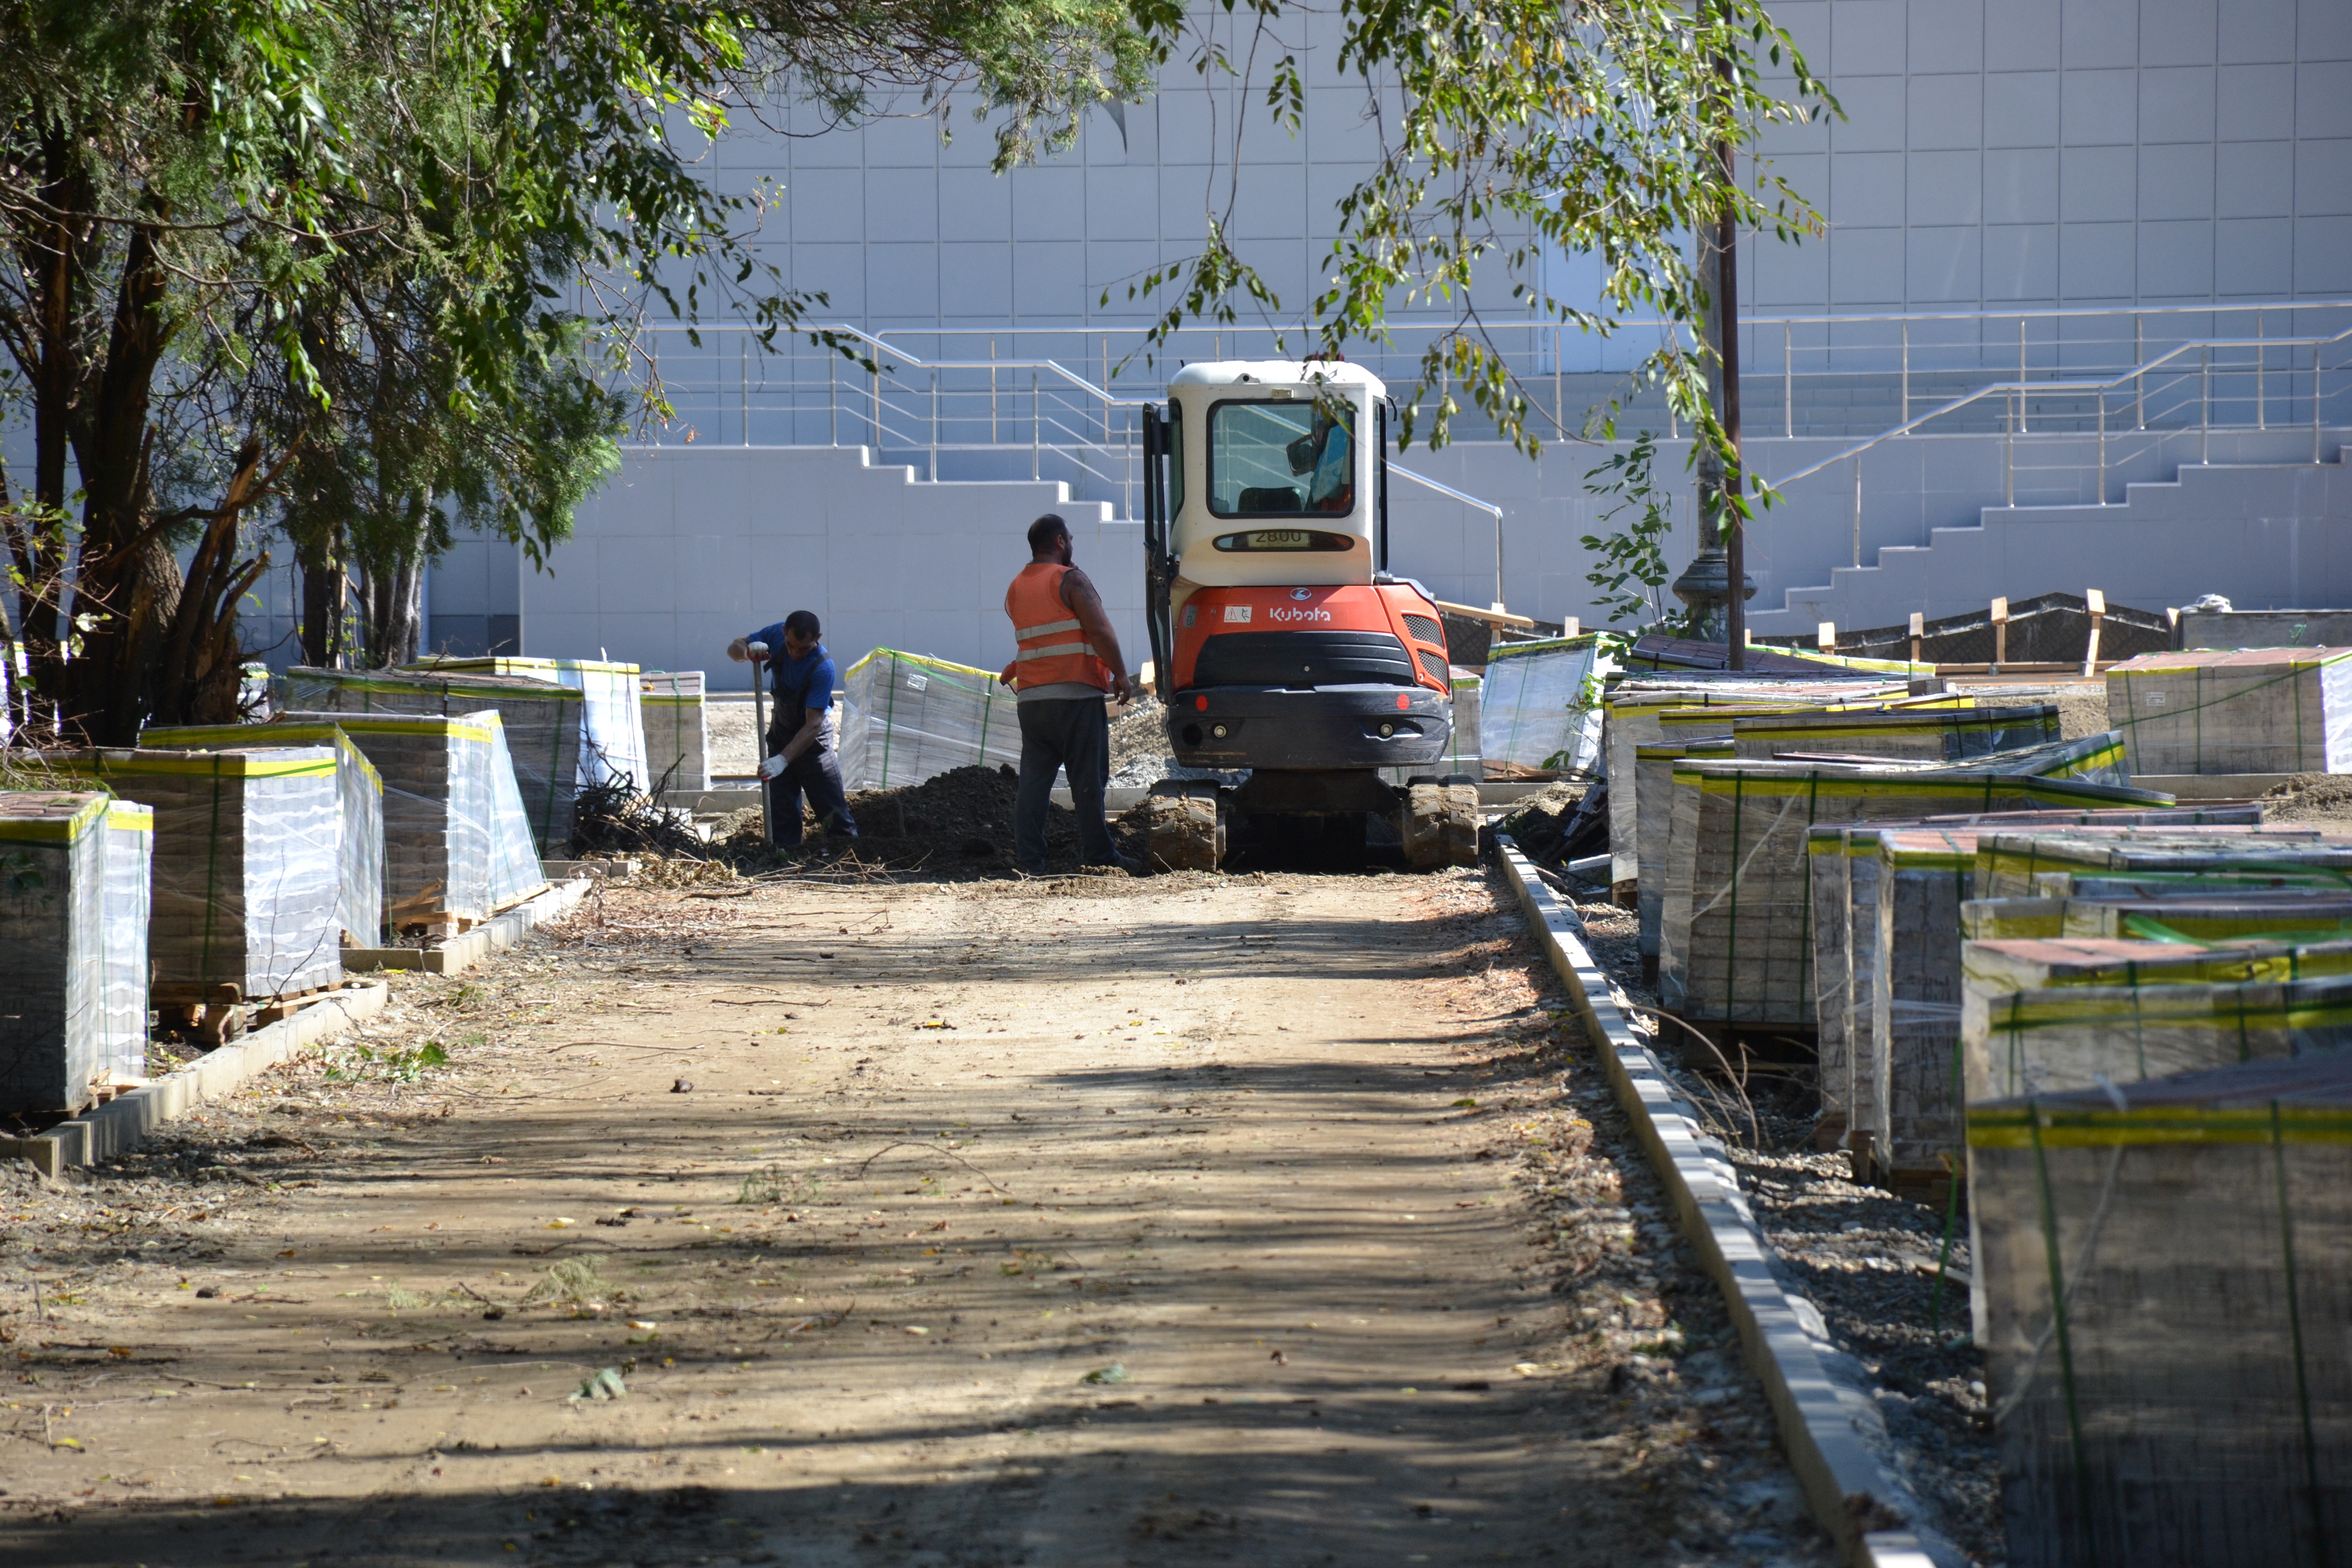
[1137,362,1478,870]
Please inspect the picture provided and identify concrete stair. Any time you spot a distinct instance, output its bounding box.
[1754,438,2352,633]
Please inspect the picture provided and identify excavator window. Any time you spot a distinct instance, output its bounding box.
[1207,399,1356,518]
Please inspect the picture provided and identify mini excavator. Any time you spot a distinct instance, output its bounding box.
[1137,361,1480,870]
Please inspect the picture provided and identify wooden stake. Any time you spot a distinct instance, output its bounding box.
[1989,597,2008,671]
[2082,589,2106,678]
[1817,620,1837,652]
[1908,611,1925,670]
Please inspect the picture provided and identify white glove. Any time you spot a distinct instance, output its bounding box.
[759,753,789,780]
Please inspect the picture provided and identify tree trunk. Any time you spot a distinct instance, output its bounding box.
[299,540,348,668]
[358,546,423,669]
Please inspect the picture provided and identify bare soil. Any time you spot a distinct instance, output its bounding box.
[2256,772,2352,825]
[0,866,1832,1567]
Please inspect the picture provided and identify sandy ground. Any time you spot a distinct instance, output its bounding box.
[0,867,1831,1568]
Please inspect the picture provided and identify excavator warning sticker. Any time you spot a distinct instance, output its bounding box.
[1223,605,1254,623]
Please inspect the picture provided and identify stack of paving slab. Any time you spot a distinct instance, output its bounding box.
[0,791,150,1115]
[837,649,1021,792]
[1970,1054,2352,1567]
[640,671,709,793]
[1601,674,1904,974]
[24,747,343,1004]
[281,665,583,854]
[2107,645,2352,775]
[413,656,649,793]
[141,720,388,947]
[1806,810,2283,1192]
[1477,634,1614,779]
[1655,731,2165,1033]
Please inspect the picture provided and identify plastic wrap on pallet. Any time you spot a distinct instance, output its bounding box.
[1657,760,2175,1027]
[2107,645,2352,775]
[280,666,583,853]
[1807,827,1856,1146]
[1441,674,1482,775]
[275,712,494,927]
[837,649,1021,792]
[412,656,649,792]
[476,712,549,908]
[100,800,152,1084]
[1974,826,2352,899]
[142,720,388,946]
[0,792,110,1113]
[28,748,343,1000]
[1731,703,2059,762]
[639,671,709,793]
[1869,827,1981,1189]
[1968,891,2352,945]
[1969,1055,2352,1568]
[1478,635,1613,779]
[1633,739,1732,968]
[1601,678,1896,884]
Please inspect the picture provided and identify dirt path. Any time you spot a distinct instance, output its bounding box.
[1,868,1830,1567]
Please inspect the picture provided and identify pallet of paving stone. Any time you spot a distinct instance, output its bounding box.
[1810,807,2256,1162]
[1602,677,1898,883]
[142,720,388,946]
[1,793,112,1114]
[837,648,1021,792]
[1479,633,1617,779]
[1731,704,2059,763]
[1633,738,1733,977]
[413,656,648,794]
[1969,1054,2352,1568]
[27,748,343,1003]
[278,712,495,927]
[1658,761,2173,1027]
[280,665,583,854]
[1870,827,1980,1196]
[1973,827,2352,899]
[639,671,709,793]
[1976,893,2352,945]
[97,800,152,1085]
[2106,645,2352,776]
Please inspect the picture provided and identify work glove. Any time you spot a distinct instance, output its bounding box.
[758,753,789,780]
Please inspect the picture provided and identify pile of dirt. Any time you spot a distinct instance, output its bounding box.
[1109,694,1169,779]
[714,763,1126,877]
[1496,778,1600,869]
[2257,773,2352,825]
[2054,683,2110,740]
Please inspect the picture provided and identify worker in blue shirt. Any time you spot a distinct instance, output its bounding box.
[726,609,859,847]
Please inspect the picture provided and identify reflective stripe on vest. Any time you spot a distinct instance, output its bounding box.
[1004,562,1113,691]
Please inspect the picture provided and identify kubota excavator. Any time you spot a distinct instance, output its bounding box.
[1136,361,1480,870]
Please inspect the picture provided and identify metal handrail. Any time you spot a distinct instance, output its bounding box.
[1771,322,2352,492]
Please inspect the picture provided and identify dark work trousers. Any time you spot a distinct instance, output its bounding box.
[764,718,859,847]
[1015,695,1113,872]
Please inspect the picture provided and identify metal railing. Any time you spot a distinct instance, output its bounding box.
[1766,315,2352,568]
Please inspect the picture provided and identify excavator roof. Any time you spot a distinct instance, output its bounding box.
[1168,360,1385,395]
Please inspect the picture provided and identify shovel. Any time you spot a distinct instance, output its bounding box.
[747,640,773,847]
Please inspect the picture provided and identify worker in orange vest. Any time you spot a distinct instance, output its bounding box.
[1001,513,1139,875]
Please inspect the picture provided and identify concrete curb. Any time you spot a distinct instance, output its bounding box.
[344,876,593,975]
[1496,838,1938,1568]
[2,982,390,1177]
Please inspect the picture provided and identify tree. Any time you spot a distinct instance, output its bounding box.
[1118,0,1835,568]
[0,0,1152,741]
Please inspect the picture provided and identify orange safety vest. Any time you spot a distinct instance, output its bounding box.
[1004,562,1113,692]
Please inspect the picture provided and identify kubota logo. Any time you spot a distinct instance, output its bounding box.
[1269,606,1332,623]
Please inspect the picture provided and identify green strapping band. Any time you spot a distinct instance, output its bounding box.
[2271,1100,2328,1561]
[202,758,225,990]
[880,652,901,787]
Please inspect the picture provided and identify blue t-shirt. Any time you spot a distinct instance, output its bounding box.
[747,626,837,734]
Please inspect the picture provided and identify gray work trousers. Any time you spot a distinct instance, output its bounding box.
[1015,695,1113,872]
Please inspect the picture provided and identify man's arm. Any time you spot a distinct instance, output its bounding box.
[777,705,827,764]
[1060,568,1132,704]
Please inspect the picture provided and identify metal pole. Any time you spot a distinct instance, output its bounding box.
[930,370,940,481]
[1494,505,1505,611]
[1719,168,1746,669]
[1032,369,1040,482]
[1784,321,1794,439]
[2317,348,2326,464]
[2018,318,2028,434]
[2258,313,2267,430]
[2004,391,2015,507]
[1553,324,1563,437]
[1900,319,1909,425]
[2134,314,2145,429]
[829,353,838,447]
[2097,390,2107,504]
[740,338,748,446]
[2201,346,2211,463]
[748,641,772,847]
[990,338,998,443]
[870,362,880,451]
[1852,456,1863,567]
